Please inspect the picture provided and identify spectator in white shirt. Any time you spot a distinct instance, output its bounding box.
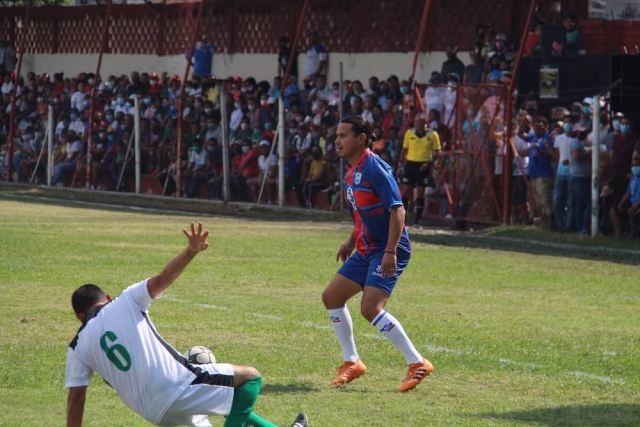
[113,93,132,115]
[247,140,278,204]
[70,82,87,112]
[308,75,332,114]
[68,108,86,137]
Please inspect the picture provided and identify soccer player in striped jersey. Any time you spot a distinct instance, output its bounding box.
[65,222,307,427]
[321,116,433,392]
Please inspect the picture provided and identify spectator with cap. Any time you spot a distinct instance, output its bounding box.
[304,30,328,83]
[490,32,513,64]
[579,97,593,130]
[612,112,624,136]
[148,72,163,95]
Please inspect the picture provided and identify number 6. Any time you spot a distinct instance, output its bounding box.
[100,331,132,372]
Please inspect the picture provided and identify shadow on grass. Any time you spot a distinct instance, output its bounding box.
[476,403,640,426]
[410,231,640,266]
[260,383,319,394]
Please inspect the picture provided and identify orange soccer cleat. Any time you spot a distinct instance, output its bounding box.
[330,359,367,386]
[398,358,433,392]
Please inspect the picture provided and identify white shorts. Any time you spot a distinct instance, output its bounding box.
[159,363,235,427]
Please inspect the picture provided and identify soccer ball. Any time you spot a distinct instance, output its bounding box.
[183,346,216,364]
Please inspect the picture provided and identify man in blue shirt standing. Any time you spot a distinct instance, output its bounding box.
[187,38,218,78]
[303,30,328,83]
[527,116,556,227]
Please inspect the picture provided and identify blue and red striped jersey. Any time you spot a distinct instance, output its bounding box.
[344,149,411,255]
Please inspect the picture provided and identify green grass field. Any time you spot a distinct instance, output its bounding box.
[1,196,639,427]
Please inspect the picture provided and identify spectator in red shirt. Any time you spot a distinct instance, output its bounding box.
[524,22,543,57]
[148,72,163,95]
[231,138,260,201]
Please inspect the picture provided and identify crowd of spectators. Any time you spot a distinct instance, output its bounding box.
[1,17,638,238]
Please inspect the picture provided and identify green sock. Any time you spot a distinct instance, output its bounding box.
[223,376,278,427]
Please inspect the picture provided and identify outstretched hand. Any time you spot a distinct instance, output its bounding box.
[183,222,210,252]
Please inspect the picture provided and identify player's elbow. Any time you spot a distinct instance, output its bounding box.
[392,205,405,218]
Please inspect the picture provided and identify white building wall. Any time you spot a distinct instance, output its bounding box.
[20,51,461,85]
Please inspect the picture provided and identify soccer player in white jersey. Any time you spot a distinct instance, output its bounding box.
[65,222,308,427]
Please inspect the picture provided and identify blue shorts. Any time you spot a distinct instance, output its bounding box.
[337,250,410,296]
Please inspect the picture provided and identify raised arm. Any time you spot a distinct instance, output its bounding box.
[146,222,210,299]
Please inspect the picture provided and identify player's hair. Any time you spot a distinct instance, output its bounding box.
[340,115,376,148]
[71,284,106,315]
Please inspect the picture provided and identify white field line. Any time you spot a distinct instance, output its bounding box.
[163,296,626,386]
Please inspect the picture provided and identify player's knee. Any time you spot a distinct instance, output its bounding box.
[360,304,380,323]
[232,365,260,388]
[321,288,336,309]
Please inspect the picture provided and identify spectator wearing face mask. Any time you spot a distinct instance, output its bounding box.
[113,92,132,116]
[231,138,260,201]
[68,108,86,137]
[611,112,624,135]
[148,72,163,95]
[579,97,593,129]
[52,130,83,187]
[610,117,638,208]
[424,72,445,121]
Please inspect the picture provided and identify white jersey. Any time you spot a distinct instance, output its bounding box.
[258,153,278,174]
[65,280,233,424]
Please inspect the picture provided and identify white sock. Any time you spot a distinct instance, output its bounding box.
[328,306,359,362]
[372,310,422,364]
